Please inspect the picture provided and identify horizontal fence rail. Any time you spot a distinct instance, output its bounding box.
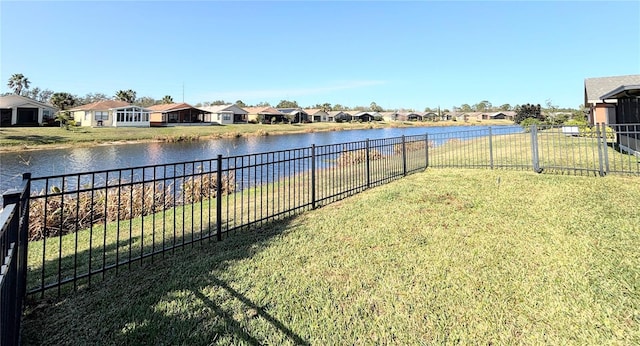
[11,123,640,299]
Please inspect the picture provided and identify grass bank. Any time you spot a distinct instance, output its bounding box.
[0,120,512,152]
[21,169,640,344]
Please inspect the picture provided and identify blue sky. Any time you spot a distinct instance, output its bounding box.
[1,1,639,110]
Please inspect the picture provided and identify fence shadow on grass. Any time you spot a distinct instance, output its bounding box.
[21,216,311,345]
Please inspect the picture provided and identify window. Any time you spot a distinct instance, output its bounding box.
[223,114,231,121]
[95,111,109,121]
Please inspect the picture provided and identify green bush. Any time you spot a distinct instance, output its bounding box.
[520,117,543,132]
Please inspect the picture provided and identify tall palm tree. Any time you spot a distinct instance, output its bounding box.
[7,73,30,95]
[115,89,137,103]
[161,95,173,104]
[50,92,76,111]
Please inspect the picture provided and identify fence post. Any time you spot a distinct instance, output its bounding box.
[311,145,316,209]
[365,139,371,188]
[488,127,494,169]
[601,122,610,174]
[402,135,407,176]
[425,133,429,169]
[595,123,605,177]
[3,190,21,244]
[216,155,222,241]
[18,173,30,313]
[2,173,29,346]
[530,124,542,173]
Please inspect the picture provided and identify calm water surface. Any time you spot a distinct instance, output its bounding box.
[0,125,520,192]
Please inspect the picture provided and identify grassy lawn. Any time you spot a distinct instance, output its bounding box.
[0,120,512,152]
[21,169,640,345]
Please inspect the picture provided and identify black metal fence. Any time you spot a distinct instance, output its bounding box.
[427,123,640,176]
[24,134,430,297]
[2,124,640,342]
[0,173,30,346]
[17,125,640,297]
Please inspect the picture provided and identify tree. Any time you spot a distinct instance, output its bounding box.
[255,101,271,107]
[369,101,383,112]
[24,87,54,103]
[54,111,75,129]
[50,92,76,111]
[332,104,344,111]
[115,89,137,103]
[319,103,330,112]
[211,100,227,105]
[514,103,542,124]
[162,95,174,104]
[543,99,562,125]
[78,92,110,105]
[7,73,30,95]
[499,103,512,111]
[474,100,492,112]
[276,100,299,108]
[235,100,247,108]
[459,104,472,112]
[136,96,156,107]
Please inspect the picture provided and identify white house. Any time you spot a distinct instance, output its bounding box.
[199,104,249,124]
[0,94,57,126]
[69,100,150,127]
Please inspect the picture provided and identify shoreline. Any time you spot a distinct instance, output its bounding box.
[0,121,512,153]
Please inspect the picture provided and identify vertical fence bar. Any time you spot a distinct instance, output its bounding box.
[596,123,605,177]
[601,122,610,174]
[18,173,30,311]
[488,127,494,169]
[365,139,371,188]
[530,125,541,173]
[216,155,223,241]
[311,145,316,209]
[425,133,430,169]
[402,135,407,176]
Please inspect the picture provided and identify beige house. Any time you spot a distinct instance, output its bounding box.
[69,100,150,127]
[304,108,330,122]
[199,104,248,124]
[327,110,351,122]
[147,103,211,126]
[245,106,285,123]
[584,75,640,125]
[0,94,57,126]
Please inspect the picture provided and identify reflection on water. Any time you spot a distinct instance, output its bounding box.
[0,125,521,193]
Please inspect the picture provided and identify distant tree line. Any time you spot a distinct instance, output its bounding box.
[5,73,586,122]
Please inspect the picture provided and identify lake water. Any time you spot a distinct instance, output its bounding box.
[0,125,521,193]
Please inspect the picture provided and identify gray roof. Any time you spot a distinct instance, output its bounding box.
[0,94,56,109]
[600,84,640,100]
[200,104,248,114]
[584,75,640,103]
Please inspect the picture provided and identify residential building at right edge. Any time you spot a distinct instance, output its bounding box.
[584,74,640,125]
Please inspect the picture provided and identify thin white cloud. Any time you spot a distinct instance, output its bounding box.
[199,80,386,101]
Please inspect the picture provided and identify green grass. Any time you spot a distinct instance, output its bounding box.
[21,169,640,345]
[0,120,510,151]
